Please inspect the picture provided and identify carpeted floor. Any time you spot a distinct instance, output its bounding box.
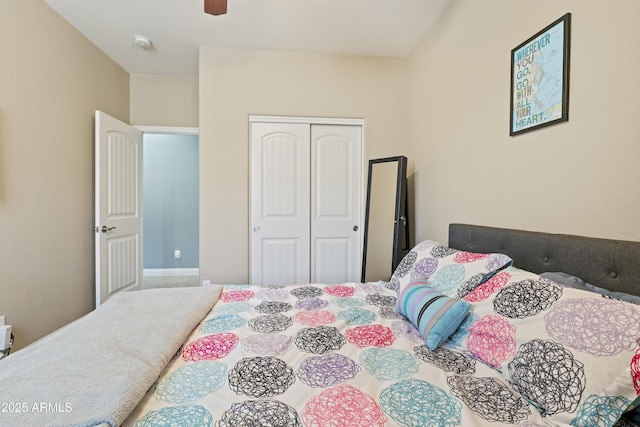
[142,275,200,289]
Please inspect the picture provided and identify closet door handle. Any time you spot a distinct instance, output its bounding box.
[253,226,261,232]
[353,226,359,231]
[101,226,116,233]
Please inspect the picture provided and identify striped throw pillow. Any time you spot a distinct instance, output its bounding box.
[397,279,472,350]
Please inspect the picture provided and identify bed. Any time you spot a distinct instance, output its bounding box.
[1,223,639,427]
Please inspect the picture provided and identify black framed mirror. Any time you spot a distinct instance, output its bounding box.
[361,156,410,282]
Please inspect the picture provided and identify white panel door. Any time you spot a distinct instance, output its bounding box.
[95,111,143,307]
[311,125,362,284]
[250,123,311,286]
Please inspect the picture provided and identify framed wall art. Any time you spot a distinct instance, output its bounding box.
[510,13,571,136]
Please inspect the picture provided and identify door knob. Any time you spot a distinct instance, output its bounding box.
[101,225,116,233]
[353,225,359,231]
[253,226,261,232]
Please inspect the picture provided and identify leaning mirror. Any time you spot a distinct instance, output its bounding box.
[361,156,410,282]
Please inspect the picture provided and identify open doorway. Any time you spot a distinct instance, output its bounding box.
[141,130,199,289]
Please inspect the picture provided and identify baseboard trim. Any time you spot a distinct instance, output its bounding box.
[143,268,199,277]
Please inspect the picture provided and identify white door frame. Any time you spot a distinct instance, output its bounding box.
[249,115,366,284]
[135,126,199,136]
[135,126,200,279]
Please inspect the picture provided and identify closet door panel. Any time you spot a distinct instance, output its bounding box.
[250,122,311,285]
[311,125,362,284]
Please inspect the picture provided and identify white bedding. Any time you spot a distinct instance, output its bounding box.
[0,286,222,427]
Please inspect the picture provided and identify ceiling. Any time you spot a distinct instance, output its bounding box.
[43,0,453,76]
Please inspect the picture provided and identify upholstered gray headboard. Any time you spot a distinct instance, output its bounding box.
[448,223,640,296]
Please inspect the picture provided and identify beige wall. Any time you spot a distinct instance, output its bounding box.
[199,47,406,283]
[130,74,198,127]
[406,0,640,244]
[0,0,129,349]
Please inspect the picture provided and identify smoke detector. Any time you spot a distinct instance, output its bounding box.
[133,35,151,49]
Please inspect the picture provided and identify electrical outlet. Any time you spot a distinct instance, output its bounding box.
[0,325,12,351]
[174,250,181,259]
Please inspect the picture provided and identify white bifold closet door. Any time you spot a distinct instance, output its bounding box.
[250,121,362,286]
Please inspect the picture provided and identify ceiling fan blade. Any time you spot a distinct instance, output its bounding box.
[205,0,227,15]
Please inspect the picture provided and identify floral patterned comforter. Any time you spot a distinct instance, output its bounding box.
[123,275,640,427]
